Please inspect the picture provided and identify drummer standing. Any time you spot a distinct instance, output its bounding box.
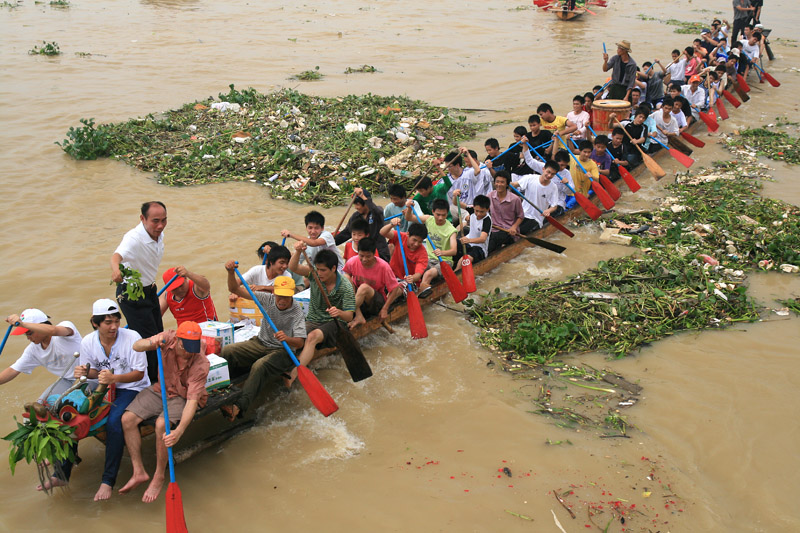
[111,201,167,383]
[602,40,638,101]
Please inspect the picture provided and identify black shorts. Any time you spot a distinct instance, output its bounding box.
[465,245,486,263]
[360,291,386,318]
[305,320,340,349]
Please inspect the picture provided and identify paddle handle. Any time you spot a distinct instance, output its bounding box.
[233,266,302,367]
[556,133,590,177]
[0,324,14,356]
[508,184,545,215]
[384,213,404,222]
[524,142,579,195]
[603,42,606,54]
[156,346,177,484]
[592,80,611,98]
[334,195,356,235]
[651,136,670,150]
[157,274,180,297]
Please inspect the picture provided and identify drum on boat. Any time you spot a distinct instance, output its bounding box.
[591,99,631,134]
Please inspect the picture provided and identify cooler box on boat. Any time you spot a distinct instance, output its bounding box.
[294,288,311,317]
[205,353,230,391]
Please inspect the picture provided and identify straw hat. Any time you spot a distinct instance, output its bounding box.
[616,40,632,52]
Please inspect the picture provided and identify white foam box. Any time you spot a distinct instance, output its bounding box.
[198,320,234,348]
[205,354,230,391]
[293,288,311,317]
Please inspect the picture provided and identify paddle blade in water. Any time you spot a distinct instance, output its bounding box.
[297,365,338,416]
[543,214,575,238]
[591,180,615,210]
[721,90,741,108]
[716,98,730,119]
[598,175,621,200]
[524,235,566,254]
[574,192,603,220]
[642,151,666,180]
[669,148,695,168]
[698,111,719,132]
[617,166,641,192]
[762,70,780,87]
[166,483,188,533]
[336,323,372,382]
[460,256,476,293]
[680,131,705,148]
[737,74,751,92]
[440,261,467,303]
[406,291,428,339]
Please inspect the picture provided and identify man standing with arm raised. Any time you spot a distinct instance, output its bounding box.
[603,40,638,101]
[111,201,166,383]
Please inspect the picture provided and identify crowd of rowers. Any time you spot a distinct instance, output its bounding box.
[0,15,766,505]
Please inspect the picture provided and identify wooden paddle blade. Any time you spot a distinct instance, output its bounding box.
[716,98,730,119]
[543,214,575,238]
[591,181,615,210]
[681,131,705,148]
[737,74,751,92]
[598,175,621,200]
[524,235,566,254]
[574,193,603,220]
[166,483,188,533]
[669,148,695,168]
[440,261,467,303]
[617,166,641,193]
[406,291,428,339]
[336,323,372,382]
[297,366,338,416]
[733,83,750,102]
[460,256,477,293]
[698,111,719,132]
[721,90,741,108]
[642,152,666,180]
[762,71,780,87]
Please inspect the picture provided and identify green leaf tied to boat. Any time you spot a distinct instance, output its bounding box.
[56,86,485,206]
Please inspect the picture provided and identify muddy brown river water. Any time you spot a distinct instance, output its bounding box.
[2,0,800,531]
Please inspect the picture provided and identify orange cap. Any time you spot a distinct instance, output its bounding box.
[176,321,202,353]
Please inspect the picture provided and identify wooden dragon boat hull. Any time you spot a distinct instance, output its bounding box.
[554,8,585,20]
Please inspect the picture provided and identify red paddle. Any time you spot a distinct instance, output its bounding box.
[721,89,741,108]
[394,228,427,339]
[599,174,621,201]
[737,73,751,92]
[652,137,694,168]
[617,166,641,193]
[454,200,476,293]
[716,98,730,119]
[681,131,706,148]
[557,133,615,210]
[693,106,719,132]
[753,63,780,87]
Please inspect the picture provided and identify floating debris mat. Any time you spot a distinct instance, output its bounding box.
[61,86,484,205]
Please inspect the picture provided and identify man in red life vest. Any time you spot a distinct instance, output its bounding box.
[159,266,218,325]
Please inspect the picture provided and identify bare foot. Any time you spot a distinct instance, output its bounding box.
[282,369,298,389]
[36,476,68,491]
[94,483,113,501]
[220,404,240,422]
[142,475,165,503]
[348,315,366,330]
[118,471,150,494]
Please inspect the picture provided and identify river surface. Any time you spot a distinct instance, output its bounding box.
[1,0,799,531]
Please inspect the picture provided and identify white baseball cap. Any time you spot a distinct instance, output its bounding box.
[92,298,120,316]
[11,308,49,335]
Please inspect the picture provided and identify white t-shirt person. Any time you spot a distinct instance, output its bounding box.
[11,320,82,378]
[79,328,150,391]
[114,221,164,286]
[306,230,344,269]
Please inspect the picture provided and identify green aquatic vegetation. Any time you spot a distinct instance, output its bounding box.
[637,14,705,34]
[780,298,800,315]
[67,86,483,205]
[292,66,323,81]
[344,65,378,74]
[28,41,61,56]
[725,127,800,165]
[49,0,70,7]
[56,118,111,160]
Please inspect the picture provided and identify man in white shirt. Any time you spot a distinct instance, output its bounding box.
[510,160,563,234]
[681,75,707,121]
[650,97,679,147]
[111,201,167,383]
[2,308,82,402]
[76,298,150,501]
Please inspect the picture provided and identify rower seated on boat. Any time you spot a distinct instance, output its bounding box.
[288,246,356,384]
[608,128,632,180]
[229,243,298,305]
[343,219,369,260]
[220,268,306,421]
[590,135,613,179]
[379,217,429,290]
[569,140,601,197]
[510,161,563,234]
[455,194,491,264]
[342,237,402,327]
[119,321,209,503]
[521,139,574,210]
[334,187,391,262]
[403,198,458,299]
[159,265,218,325]
[384,183,421,233]
[282,210,345,272]
[486,172,524,254]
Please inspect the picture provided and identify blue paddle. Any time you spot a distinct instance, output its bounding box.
[0,323,16,357]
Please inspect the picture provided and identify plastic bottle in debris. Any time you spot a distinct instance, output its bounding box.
[697,254,719,266]
[391,169,416,178]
